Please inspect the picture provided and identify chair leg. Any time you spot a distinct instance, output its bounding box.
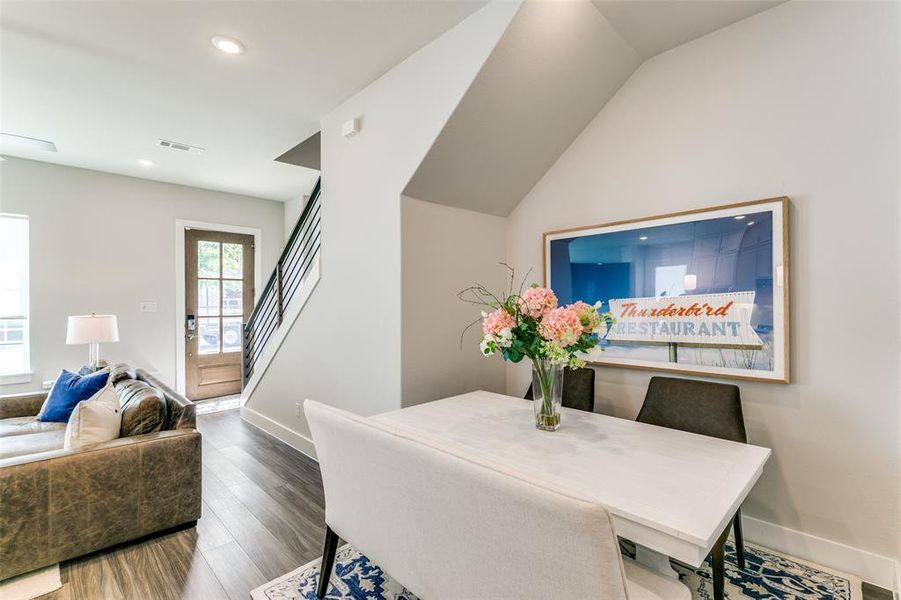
[317,526,339,599]
[733,507,746,570]
[711,524,730,600]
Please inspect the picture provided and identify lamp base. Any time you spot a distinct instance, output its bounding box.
[78,346,109,375]
[77,361,108,376]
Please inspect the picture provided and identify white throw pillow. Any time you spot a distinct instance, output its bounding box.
[64,383,121,451]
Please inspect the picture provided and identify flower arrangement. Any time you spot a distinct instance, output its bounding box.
[460,266,614,430]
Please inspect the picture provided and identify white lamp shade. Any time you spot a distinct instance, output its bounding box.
[66,315,119,345]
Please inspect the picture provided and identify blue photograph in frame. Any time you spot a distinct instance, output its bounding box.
[544,198,789,383]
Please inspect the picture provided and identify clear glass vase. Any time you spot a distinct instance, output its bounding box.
[531,358,564,431]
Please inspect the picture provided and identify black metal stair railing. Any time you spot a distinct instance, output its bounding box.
[242,178,321,384]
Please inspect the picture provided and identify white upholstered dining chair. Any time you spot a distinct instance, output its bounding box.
[305,399,690,600]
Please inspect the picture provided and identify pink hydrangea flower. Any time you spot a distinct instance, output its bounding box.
[569,300,601,332]
[482,308,516,337]
[539,306,582,346]
[520,287,558,319]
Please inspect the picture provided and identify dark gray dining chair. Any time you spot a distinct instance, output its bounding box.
[637,376,748,598]
[524,367,595,413]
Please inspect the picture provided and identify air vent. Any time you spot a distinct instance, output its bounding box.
[1,132,57,152]
[157,139,205,154]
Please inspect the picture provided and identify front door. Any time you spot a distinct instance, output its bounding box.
[185,229,254,400]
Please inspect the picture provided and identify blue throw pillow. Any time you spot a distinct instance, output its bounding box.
[37,369,110,423]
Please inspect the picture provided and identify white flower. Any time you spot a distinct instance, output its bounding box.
[495,327,514,348]
[481,328,513,356]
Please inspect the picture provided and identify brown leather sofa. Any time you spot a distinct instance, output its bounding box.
[0,368,202,580]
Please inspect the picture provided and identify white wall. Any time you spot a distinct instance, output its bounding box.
[401,196,507,407]
[506,0,900,582]
[284,195,304,243]
[0,158,284,393]
[404,0,640,216]
[244,2,522,441]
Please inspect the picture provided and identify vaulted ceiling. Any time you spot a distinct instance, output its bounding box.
[404,0,783,216]
[593,0,783,59]
[1,0,783,206]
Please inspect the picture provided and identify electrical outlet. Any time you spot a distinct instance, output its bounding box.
[295,401,302,418]
[139,301,158,313]
[42,380,55,390]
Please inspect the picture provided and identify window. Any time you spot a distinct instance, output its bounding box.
[0,214,29,377]
[654,264,687,297]
[197,240,244,355]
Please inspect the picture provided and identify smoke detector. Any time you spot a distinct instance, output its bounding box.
[157,139,205,154]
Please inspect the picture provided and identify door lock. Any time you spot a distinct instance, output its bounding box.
[186,314,196,340]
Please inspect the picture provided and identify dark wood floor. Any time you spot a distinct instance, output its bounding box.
[39,408,893,600]
[41,408,327,600]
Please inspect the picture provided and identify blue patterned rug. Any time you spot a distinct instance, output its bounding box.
[251,542,862,600]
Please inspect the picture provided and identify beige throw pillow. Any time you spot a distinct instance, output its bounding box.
[64,384,121,451]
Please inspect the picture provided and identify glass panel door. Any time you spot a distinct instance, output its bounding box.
[184,229,254,400]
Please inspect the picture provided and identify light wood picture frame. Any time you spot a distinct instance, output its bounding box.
[543,197,790,383]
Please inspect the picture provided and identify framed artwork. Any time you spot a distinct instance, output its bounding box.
[543,197,789,383]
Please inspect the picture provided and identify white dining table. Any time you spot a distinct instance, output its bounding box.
[373,390,771,579]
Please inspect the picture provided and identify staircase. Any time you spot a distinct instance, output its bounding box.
[242,178,321,386]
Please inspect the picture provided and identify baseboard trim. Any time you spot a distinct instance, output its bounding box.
[894,562,900,599]
[241,406,317,461]
[0,564,61,600]
[743,515,899,591]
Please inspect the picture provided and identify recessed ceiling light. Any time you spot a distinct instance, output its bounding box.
[137,159,156,167]
[639,236,649,241]
[734,215,746,220]
[211,35,245,55]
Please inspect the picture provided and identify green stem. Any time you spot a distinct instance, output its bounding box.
[533,359,557,427]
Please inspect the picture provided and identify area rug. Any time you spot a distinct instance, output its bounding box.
[251,541,863,600]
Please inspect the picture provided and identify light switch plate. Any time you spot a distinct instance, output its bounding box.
[42,380,55,390]
[139,301,158,313]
